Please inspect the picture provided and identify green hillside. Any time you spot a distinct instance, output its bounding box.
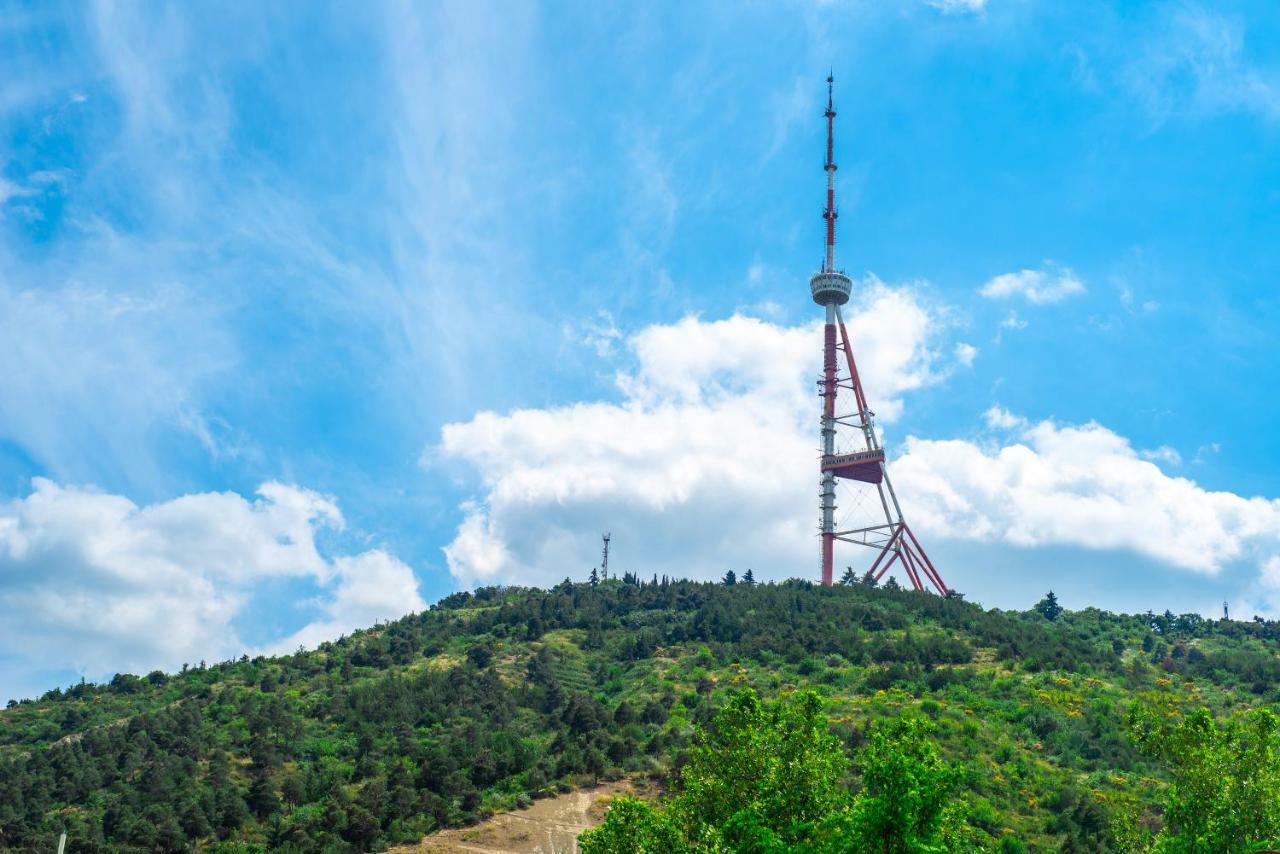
[3,577,1280,851]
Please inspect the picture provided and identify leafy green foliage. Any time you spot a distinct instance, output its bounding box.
[581,688,962,853]
[675,689,848,847]
[848,716,962,852]
[1124,704,1280,852]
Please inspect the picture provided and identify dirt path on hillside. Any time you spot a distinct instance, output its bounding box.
[392,780,635,854]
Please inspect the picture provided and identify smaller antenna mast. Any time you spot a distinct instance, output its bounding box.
[601,533,611,581]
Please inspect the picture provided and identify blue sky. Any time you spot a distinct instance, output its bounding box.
[2,0,1280,701]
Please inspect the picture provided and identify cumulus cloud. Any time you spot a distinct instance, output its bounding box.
[272,550,426,653]
[0,480,424,684]
[1262,556,1280,590]
[893,419,1280,575]
[438,281,947,588]
[438,294,1280,599]
[979,264,1085,304]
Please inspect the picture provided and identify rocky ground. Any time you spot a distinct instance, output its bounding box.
[392,780,637,854]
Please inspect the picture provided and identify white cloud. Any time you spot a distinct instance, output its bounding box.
[438,294,1280,598]
[1119,283,1160,315]
[893,418,1280,575]
[926,0,987,13]
[954,342,978,367]
[576,310,623,358]
[983,405,1025,430]
[0,177,38,206]
[1193,442,1222,464]
[1261,556,1280,590]
[980,263,1085,304]
[1140,445,1183,466]
[999,311,1028,330]
[273,550,426,653]
[0,480,424,684]
[438,281,945,588]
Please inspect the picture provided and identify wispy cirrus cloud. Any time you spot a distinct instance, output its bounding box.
[925,0,987,14]
[0,3,552,498]
[1124,6,1280,125]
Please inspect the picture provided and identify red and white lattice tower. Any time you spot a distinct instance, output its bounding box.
[811,75,948,595]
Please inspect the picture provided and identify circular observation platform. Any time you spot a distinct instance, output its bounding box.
[811,271,852,306]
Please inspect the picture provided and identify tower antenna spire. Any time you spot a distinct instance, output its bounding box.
[823,72,838,273]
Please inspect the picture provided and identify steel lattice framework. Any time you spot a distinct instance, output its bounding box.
[810,75,949,595]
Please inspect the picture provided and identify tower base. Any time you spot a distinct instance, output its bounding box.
[835,521,948,595]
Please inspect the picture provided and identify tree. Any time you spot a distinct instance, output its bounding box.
[466,643,494,669]
[847,716,963,852]
[247,773,280,818]
[722,570,737,586]
[677,690,848,840]
[583,689,967,853]
[861,569,879,587]
[581,689,850,852]
[1034,591,1063,622]
[579,798,685,853]
[1124,704,1280,852]
[589,567,599,587]
[840,567,857,585]
[742,569,756,586]
[883,576,901,591]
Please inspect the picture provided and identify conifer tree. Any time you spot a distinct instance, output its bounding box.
[1034,590,1063,622]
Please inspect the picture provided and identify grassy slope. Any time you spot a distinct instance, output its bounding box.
[3,579,1280,851]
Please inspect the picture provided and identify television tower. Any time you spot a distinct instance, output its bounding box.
[601,533,611,581]
[810,75,948,595]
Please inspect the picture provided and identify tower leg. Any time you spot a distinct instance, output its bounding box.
[903,524,948,596]
[822,533,834,586]
[869,525,904,581]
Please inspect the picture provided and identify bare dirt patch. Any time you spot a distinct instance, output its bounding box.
[393,780,636,854]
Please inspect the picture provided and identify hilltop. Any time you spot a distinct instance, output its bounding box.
[3,577,1280,851]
